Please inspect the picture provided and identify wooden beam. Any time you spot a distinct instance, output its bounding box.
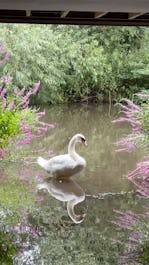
[61,11,69,18]
[0,17,149,26]
[94,12,108,19]
[26,10,31,17]
[128,13,145,19]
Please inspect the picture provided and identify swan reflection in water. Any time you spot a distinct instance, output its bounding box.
[37,177,86,224]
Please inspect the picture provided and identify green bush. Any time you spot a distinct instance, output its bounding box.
[0,24,148,104]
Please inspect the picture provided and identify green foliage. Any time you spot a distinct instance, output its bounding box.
[0,110,20,148]
[0,24,148,104]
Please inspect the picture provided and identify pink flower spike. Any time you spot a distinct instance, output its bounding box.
[0,42,5,54]
[4,51,11,61]
[3,98,7,108]
[33,82,40,94]
[23,99,30,108]
[13,88,18,94]
[48,124,55,129]
[0,88,6,98]
[26,91,32,98]
[8,100,14,111]
[38,112,45,117]
[19,87,26,96]
[137,93,149,99]
[124,99,141,111]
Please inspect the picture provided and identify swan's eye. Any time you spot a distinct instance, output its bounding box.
[81,137,86,143]
[80,136,87,146]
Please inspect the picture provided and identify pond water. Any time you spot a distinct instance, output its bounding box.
[0,104,146,265]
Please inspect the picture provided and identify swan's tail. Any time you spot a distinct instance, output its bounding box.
[37,156,48,170]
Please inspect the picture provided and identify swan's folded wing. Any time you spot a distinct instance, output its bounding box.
[47,154,76,171]
[46,154,84,177]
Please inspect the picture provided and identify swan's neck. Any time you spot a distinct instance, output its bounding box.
[67,198,85,224]
[68,137,79,160]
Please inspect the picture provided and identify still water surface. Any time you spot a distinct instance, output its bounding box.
[1,104,146,265]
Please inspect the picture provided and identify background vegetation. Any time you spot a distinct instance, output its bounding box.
[0,24,148,105]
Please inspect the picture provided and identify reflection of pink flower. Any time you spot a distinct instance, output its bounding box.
[17,139,31,145]
[36,196,44,202]
[0,148,8,158]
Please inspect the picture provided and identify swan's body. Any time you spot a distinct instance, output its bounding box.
[37,134,87,178]
[37,177,86,224]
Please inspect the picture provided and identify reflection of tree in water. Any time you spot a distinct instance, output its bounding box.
[0,228,18,264]
[18,192,143,265]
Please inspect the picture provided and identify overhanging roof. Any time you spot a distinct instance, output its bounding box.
[0,0,149,26]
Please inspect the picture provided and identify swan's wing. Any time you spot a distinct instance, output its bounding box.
[37,154,85,177]
[46,154,76,172]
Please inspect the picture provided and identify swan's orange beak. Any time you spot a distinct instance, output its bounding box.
[84,140,88,146]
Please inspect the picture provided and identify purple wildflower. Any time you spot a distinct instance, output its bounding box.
[13,88,18,94]
[39,121,55,128]
[4,51,11,62]
[113,117,141,127]
[38,127,48,133]
[0,42,5,54]
[23,99,30,108]
[3,98,7,108]
[26,91,32,98]
[19,87,26,96]
[8,100,14,111]
[127,157,149,197]
[123,99,141,111]
[37,111,45,117]
[33,82,40,94]
[0,88,7,98]
[137,93,149,99]
[0,75,12,84]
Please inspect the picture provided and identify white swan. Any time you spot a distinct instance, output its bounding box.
[37,177,86,224]
[37,133,87,178]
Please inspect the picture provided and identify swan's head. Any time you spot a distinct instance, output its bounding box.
[74,133,87,146]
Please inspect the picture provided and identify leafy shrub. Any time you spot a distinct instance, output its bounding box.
[0,42,54,159]
[0,24,148,104]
